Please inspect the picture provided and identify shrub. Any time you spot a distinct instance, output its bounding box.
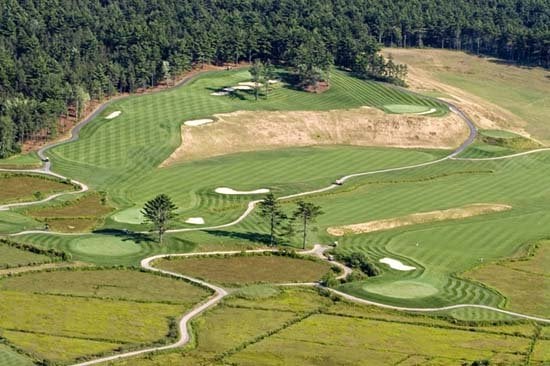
[335,252,380,277]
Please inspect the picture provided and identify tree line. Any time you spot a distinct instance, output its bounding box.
[1,0,548,158]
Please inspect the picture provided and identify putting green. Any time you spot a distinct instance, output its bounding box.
[71,236,141,256]
[364,281,438,299]
[112,208,145,225]
[383,104,432,114]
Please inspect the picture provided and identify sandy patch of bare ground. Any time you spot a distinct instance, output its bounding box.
[327,203,512,236]
[161,107,468,165]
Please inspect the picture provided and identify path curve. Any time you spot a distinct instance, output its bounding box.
[71,245,549,366]
[451,147,550,161]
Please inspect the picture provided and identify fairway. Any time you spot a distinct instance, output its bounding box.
[71,236,143,256]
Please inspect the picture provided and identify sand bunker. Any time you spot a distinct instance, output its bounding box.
[268,79,279,84]
[105,111,121,120]
[327,203,512,236]
[223,87,235,92]
[379,257,416,271]
[416,108,437,115]
[215,187,269,195]
[161,107,469,165]
[185,119,214,127]
[232,85,253,90]
[238,82,263,87]
[211,91,229,96]
[185,217,205,225]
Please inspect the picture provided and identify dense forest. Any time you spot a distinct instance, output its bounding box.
[0,0,548,158]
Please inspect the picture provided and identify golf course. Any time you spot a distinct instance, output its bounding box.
[0,58,548,366]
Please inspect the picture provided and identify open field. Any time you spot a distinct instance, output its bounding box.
[156,254,331,285]
[0,268,211,363]
[0,344,34,366]
[0,173,73,204]
[0,152,42,169]
[458,129,542,159]
[25,193,114,232]
[108,287,544,366]
[384,48,550,143]
[466,241,549,318]
[0,241,54,269]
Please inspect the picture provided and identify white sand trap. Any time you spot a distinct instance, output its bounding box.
[416,108,437,115]
[185,119,214,126]
[105,111,121,119]
[215,187,270,195]
[268,79,279,84]
[238,81,263,87]
[185,217,205,225]
[379,257,416,271]
[223,87,235,92]
[232,85,253,90]
[211,91,229,96]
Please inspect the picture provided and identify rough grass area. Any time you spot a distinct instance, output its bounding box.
[385,48,550,143]
[458,129,542,158]
[0,174,72,204]
[0,242,53,269]
[108,288,541,366]
[0,269,211,363]
[26,193,114,232]
[156,254,331,285]
[466,241,549,318]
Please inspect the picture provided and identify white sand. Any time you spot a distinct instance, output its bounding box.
[211,91,229,96]
[185,119,214,126]
[379,257,416,271]
[268,79,279,84]
[223,87,235,92]
[232,85,253,90]
[185,217,205,225]
[215,187,270,195]
[416,108,437,115]
[238,81,263,87]
[105,111,122,119]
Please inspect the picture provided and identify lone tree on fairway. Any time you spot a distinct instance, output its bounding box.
[293,200,323,249]
[142,194,177,244]
[258,193,287,246]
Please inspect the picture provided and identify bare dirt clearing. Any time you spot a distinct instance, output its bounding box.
[327,203,512,236]
[161,107,467,165]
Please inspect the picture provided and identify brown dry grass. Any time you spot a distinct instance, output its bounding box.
[0,175,72,204]
[156,254,331,285]
[161,107,468,165]
[383,48,549,143]
[327,203,511,236]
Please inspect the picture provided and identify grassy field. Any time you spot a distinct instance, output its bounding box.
[385,48,550,143]
[0,241,54,269]
[0,173,74,204]
[0,344,34,366]
[0,152,41,169]
[25,192,114,232]
[466,241,549,318]
[156,254,331,285]
[108,287,544,366]
[458,129,542,158]
[0,268,211,363]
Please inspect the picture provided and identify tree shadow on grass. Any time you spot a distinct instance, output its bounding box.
[92,228,154,244]
[205,87,249,100]
[204,229,272,245]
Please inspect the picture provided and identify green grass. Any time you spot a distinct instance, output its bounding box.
[383,104,432,114]
[0,268,211,363]
[0,242,53,269]
[0,344,34,366]
[0,152,41,169]
[458,129,542,158]
[156,254,331,286]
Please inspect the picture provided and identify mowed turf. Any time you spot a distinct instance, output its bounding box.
[0,344,34,366]
[46,67,446,212]
[156,254,331,285]
[0,174,73,204]
[0,269,211,363]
